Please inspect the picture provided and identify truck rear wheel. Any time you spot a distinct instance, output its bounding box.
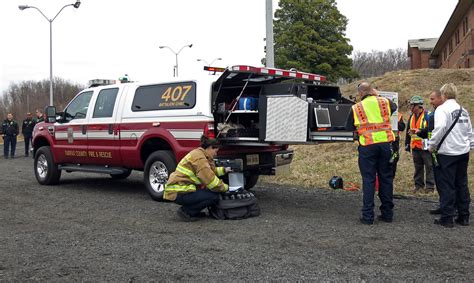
[245,175,259,190]
[144,150,176,201]
[34,146,61,185]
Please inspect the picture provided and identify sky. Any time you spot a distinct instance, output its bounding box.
[0,0,459,92]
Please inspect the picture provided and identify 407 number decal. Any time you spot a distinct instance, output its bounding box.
[159,85,193,107]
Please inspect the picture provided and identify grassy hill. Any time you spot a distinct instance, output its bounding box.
[261,68,474,195]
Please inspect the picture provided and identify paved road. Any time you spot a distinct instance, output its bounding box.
[1,145,473,281]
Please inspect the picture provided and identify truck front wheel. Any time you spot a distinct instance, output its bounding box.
[34,146,61,185]
[144,150,176,201]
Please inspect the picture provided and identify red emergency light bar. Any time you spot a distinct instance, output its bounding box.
[231,65,326,82]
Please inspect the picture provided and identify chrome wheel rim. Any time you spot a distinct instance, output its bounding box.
[36,154,48,179]
[148,161,168,193]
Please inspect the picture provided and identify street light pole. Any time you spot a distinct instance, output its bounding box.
[19,1,81,106]
[197,57,222,66]
[159,44,193,77]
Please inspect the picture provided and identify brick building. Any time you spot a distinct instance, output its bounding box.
[408,0,473,69]
[408,38,438,69]
[432,0,474,68]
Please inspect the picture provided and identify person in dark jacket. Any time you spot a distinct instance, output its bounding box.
[34,109,44,123]
[22,112,35,157]
[391,112,406,178]
[2,113,19,159]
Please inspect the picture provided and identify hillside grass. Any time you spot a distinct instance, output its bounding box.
[261,68,474,195]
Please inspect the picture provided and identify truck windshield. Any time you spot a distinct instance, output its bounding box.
[64,91,93,121]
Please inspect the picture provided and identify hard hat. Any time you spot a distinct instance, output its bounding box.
[409,95,424,105]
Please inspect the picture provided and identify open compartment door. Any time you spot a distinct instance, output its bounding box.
[260,95,308,143]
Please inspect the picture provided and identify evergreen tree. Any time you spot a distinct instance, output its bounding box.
[271,0,358,82]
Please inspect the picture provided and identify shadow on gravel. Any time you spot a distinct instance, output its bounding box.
[53,175,147,197]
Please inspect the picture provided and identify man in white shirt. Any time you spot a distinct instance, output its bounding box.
[429,83,473,228]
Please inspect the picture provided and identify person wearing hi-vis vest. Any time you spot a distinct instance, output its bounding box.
[405,95,435,194]
[164,135,232,222]
[345,82,397,225]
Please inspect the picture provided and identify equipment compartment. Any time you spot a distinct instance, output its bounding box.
[212,68,354,144]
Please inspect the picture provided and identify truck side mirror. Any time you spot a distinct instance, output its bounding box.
[45,106,57,123]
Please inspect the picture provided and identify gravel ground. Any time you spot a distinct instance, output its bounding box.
[1,145,473,281]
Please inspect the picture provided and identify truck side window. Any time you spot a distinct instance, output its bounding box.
[93,88,119,118]
[132,82,196,111]
[64,91,93,122]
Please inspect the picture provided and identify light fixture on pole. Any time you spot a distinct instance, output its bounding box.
[159,44,193,77]
[19,1,81,106]
[197,57,222,66]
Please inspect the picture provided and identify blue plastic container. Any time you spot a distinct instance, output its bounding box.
[238,97,258,111]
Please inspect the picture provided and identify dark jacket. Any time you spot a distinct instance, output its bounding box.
[2,119,19,136]
[22,118,35,136]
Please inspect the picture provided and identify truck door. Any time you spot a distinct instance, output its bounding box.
[54,91,93,164]
[86,87,122,166]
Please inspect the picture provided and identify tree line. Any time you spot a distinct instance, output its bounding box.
[0,78,84,122]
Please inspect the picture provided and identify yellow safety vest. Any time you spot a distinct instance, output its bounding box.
[352,96,395,146]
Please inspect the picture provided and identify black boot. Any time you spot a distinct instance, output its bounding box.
[455,216,469,226]
[434,218,454,228]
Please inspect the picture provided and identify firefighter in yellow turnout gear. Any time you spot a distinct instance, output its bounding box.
[164,136,231,221]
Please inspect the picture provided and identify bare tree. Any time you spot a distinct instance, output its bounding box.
[353,48,409,79]
[0,78,84,121]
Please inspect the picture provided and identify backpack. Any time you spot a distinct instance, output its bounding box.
[208,189,260,220]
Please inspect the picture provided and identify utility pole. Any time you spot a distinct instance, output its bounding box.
[265,0,275,68]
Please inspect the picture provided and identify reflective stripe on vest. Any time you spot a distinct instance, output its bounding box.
[409,111,428,149]
[207,175,221,190]
[352,96,395,146]
[216,167,225,177]
[164,183,197,193]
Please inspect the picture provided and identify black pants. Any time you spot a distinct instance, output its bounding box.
[434,153,470,221]
[175,189,220,217]
[391,140,400,178]
[358,143,394,221]
[24,134,32,155]
[3,135,17,158]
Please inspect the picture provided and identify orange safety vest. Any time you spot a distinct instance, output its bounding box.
[352,96,395,146]
[408,111,428,149]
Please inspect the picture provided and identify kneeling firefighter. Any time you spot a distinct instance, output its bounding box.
[164,135,232,221]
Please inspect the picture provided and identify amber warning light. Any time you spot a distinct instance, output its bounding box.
[204,66,226,73]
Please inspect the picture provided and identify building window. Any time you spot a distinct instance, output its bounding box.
[448,39,453,54]
[455,29,460,45]
[443,49,447,61]
[466,59,470,68]
[462,17,469,36]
